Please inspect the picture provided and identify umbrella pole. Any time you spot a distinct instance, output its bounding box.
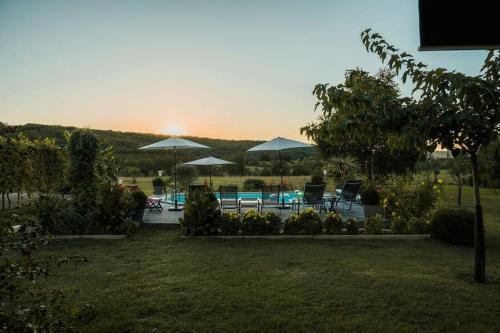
[169,146,182,211]
[278,149,290,209]
[209,166,212,192]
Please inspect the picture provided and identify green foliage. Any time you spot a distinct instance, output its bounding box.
[152,177,165,187]
[283,208,322,235]
[360,183,380,205]
[364,214,383,235]
[323,156,361,183]
[409,217,431,235]
[131,190,148,211]
[180,190,221,236]
[68,129,99,216]
[391,215,410,234]
[219,212,241,235]
[263,211,281,235]
[324,212,343,234]
[310,173,324,185]
[346,218,358,235]
[36,195,83,235]
[0,212,92,331]
[241,210,266,235]
[95,183,136,233]
[243,178,264,191]
[176,165,199,189]
[431,208,475,246]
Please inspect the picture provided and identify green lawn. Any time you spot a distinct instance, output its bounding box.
[38,185,500,332]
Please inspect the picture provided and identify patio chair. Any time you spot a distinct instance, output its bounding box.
[219,185,239,213]
[299,182,327,213]
[258,184,281,212]
[332,180,363,217]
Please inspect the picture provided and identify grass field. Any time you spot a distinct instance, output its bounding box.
[37,185,500,332]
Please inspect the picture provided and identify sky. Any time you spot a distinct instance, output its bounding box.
[0,0,488,141]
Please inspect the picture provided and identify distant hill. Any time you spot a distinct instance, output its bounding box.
[2,123,319,176]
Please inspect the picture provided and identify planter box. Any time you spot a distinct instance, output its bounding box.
[183,234,430,240]
[54,235,127,240]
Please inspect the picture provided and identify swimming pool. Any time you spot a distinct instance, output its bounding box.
[164,191,303,204]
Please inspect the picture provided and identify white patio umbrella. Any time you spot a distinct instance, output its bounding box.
[184,156,235,191]
[139,138,209,211]
[248,137,312,209]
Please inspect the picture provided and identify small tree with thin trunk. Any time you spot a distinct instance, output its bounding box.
[361,29,500,282]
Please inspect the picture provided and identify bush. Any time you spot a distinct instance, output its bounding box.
[243,178,264,191]
[324,212,343,234]
[364,214,383,235]
[431,208,474,245]
[263,211,281,235]
[283,208,322,235]
[283,213,300,235]
[180,190,221,236]
[346,218,358,235]
[176,165,199,188]
[409,217,431,234]
[391,215,410,234]
[152,177,164,187]
[241,210,266,235]
[361,183,380,205]
[310,174,324,185]
[96,183,136,232]
[36,195,84,235]
[131,190,148,211]
[220,212,241,235]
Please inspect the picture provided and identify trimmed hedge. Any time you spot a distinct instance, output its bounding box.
[431,208,474,246]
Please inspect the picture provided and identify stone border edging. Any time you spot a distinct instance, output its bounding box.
[184,234,430,240]
[55,235,127,240]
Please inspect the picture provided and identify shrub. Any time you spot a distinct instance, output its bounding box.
[241,210,266,235]
[364,214,383,235]
[360,183,380,205]
[324,212,343,234]
[152,177,164,187]
[263,211,281,235]
[96,183,136,232]
[283,213,300,235]
[283,208,322,235]
[310,174,324,185]
[431,208,474,245]
[36,195,84,235]
[131,190,148,211]
[176,165,199,188]
[346,218,358,235]
[180,190,221,236]
[391,215,410,234]
[409,217,431,234]
[220,212,241,235]
[243,178,264,191]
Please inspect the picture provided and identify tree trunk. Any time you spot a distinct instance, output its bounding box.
[470,152,486,283]
[457,175,462,207]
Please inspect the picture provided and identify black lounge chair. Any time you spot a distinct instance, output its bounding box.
[332,180,362,216]
[219,185,239,213]
[300,182,327,213]
[258,184,281,211]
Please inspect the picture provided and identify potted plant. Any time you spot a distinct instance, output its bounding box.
[152,177,164,195]
[360,183,380,218]
[131,190,148,221]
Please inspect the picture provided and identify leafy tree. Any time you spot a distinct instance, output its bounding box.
[479,138,500,188]
[68,130,99,216]
[301,69,423,180]
[450,153,470,206]
[361,29,500,282]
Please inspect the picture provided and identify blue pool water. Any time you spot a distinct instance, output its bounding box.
[164,191,302,204]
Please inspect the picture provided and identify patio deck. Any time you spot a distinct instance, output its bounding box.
[142,200,365,225]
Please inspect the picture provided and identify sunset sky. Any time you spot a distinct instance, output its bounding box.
[0,0,487,140]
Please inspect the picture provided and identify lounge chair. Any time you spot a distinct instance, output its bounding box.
[258,184,281,212]
[219,185,239,213]
[331,180,362,216]
[299,182,327,213]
